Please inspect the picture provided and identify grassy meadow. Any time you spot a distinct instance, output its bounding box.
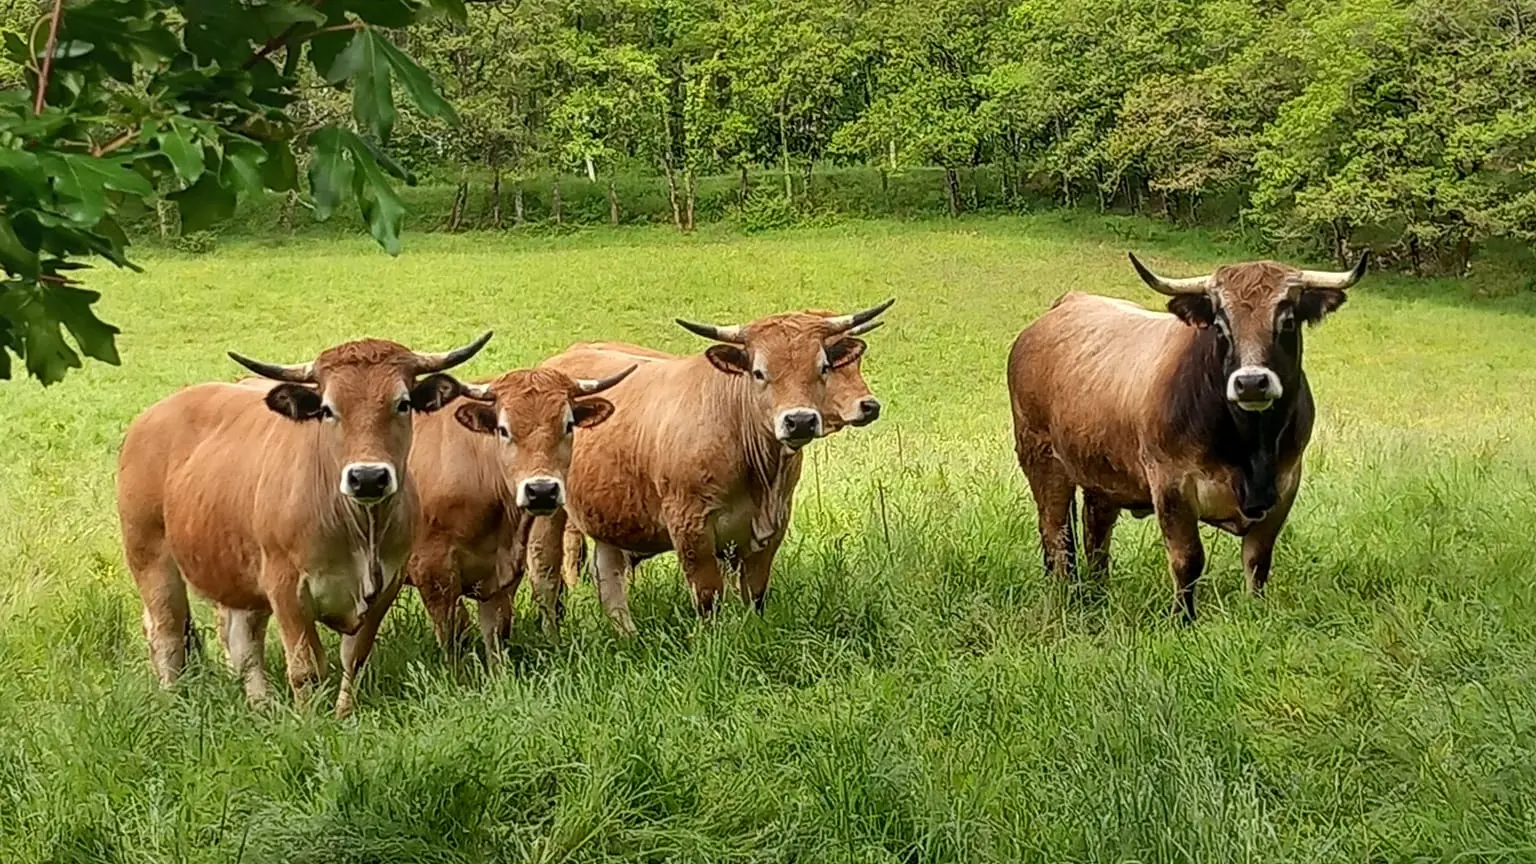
[1,214,1535,862]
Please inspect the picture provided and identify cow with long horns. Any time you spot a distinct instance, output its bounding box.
[549,308,886,590]
[116,335,491,711]
[523,301,894,633]
[1007,254,1367,620]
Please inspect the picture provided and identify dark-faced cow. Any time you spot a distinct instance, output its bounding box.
[523,302,894,634]
[116,335,491,714]
[1007,254,1366,620]
[552,313,884,589]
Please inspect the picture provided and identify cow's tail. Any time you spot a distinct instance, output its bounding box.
[1065,491,1079,582]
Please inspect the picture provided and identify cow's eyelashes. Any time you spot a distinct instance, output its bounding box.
[320,404,337,421]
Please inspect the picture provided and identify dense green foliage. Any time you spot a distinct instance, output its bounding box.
[0,0,455,384]
[391,0,1536,272]
[2,218,1534,861]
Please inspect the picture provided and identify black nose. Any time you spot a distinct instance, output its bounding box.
[1233,371,1271,395]
[522,478,562,513]
[780,410,821,441]
[345,465,393,500]
[856,398,881,424]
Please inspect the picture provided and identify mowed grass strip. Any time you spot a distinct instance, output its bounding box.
[1,214,1534,863]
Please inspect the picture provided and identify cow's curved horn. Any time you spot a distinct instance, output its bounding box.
[824,298,895,334]
[1299,252,1369,290]
[1128,253,1211,296]
[228,352,314,383]
[412,331,493,374]
[573,364,637,395]
[846,319,884,337]
[675,318,746,344]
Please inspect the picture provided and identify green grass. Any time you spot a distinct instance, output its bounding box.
[2,214,1536,863]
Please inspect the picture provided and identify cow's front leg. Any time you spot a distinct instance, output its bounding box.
[666,510,724,617]
[739,529,786,614]
[524,511,567,639]
[336,572,403,719]
[1243,480,1298,598]
[1153,490,1205,623]
[266,564,326,707]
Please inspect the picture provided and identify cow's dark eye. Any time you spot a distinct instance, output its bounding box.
[396,398,411,414]
[496,426,511,441]
[752,369,767,382]
[320,405,336,421]
[1278,309,1296,331]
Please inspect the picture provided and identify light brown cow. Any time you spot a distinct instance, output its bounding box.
[523,302,894,635]
[1008,253,1366,620]
[378,365,635,667]
[116,334,491,713]
[554,319,883,589]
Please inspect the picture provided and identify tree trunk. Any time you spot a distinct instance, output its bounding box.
[513,183,525,225]
[584,154,597,183]
[489,170,502,229]
[802,160,813,203]
[664,163,683,230]
[607,176,620,226]
[968,166,980,211]
[888,139,897,171]
[449,178,468,232]
[684,168,696,232]
[944,166,962,218]
[738,163,750,202]
[551,176,562,224]
[880,167,889,202]
[779,109,792,202]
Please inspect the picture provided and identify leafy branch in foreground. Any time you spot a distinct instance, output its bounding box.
[0,0,462,384]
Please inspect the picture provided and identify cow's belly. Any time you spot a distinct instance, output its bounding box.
[1051,444,1154,509]
[162,478,268,610]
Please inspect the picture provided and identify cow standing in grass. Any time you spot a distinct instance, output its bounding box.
[116,335,492,713]
[387,365,634,666]
[524,302,894,634]
[1007,254,1367,620]
[552,312,884,590]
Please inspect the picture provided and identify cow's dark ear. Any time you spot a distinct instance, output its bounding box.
[1167,295,1216,328]
[1297,288,1347,325]
[411,373,466,413]
[572,397,615,429]
[265,384,324,421]
[825,337,866,370]
[705,345,751,375]
[454,402,499,435]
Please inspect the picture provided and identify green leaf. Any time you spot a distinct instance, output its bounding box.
[39,40,95,60]
[331,29,397,142]
[0,286,80,385]
[374,32,457,125]
[168,173,237,234]
[155,118,206,186]
[309,27,354,81]
[344,132,406,255]
[260,139,299,191]
[222,140,268,199]
[43,282,119,365]
[306,126,354,221]
[347,0,416,29]
[256,2,327,35]
[40,153,155,226]
[423,0,467,24]
[355,134,416,185]
[0,150,47,200]
[0,214,39,279]
[184,0,259,67]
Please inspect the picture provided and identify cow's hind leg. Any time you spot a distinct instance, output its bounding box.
[561,524,587,589]
[1018,452,1078,582]
[129,548,191,688]
[1081,490,1121,581]
[221,607,272,704]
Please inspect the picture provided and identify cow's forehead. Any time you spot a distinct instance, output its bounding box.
[490,368,574,426]
[312,338,416,376]
[1213,261,1300,311]
[744,313,832,347]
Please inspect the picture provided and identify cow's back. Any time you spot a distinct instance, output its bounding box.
[1008,292,1193,495]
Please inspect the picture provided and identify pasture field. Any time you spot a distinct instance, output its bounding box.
[2,215,1535,863]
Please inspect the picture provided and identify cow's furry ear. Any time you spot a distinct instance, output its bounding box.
[705,345,751,375]
[572,398,615,428]
[1297,288,1347,325]
[1167,295,1216,328]
[455,402,499,435]
[825,337,866,370]
[265,384,324,421]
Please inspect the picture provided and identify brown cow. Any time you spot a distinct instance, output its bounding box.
[524,302,894,634]
[116,334,491,713]
[375,365,635,668]
[1008,253,1367,620]
[553,319,883,589]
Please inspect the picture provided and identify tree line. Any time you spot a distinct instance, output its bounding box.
[325,0,1527,274]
